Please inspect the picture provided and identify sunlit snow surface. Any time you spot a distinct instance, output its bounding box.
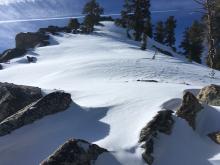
[0,22,220,165]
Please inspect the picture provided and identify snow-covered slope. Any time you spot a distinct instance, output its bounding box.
[0,22,220,165]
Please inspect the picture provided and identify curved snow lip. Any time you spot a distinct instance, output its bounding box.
[0,102,112,165]
[0,21,220,165]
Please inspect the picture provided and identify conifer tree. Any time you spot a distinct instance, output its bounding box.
[180,21,204,64]
[121,0,152,41]
[82,0,104,33]
[121,0,134,38]
[154,21,165,44]
[194,0,220,69]
[142,0,152,38]
[68,18,80,32]
[164,16,177,50]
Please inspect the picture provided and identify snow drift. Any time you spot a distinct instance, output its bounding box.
[0,21,219,165]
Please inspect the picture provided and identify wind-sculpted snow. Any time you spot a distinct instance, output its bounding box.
[0,22,219,165]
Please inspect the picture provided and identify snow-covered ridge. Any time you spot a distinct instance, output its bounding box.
[0,21,219,165]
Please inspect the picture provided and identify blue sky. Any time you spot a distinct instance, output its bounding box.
[0,0,202,51]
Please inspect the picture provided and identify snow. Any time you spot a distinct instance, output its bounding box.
[0,21,220,165]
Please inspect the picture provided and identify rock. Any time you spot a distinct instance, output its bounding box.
[139,110,174,143]
[27,56,37,63]
[141,139,154,165]
[139,110,174,165]
[40,139,107,165]
[0,64,2,70]
[208,132,220,144]
[39,26,71,35]
[0,82,42,122]
[0,48,26,63]
[176,92,203,130]
[197,84,220,106]
[137,79,158,83]
[16,32,50,49]
[0,91,72,136]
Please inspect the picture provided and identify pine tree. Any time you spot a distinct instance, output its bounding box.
[180,28,191,57]
[142,0,152,38]
[154,21,165,44]
[82,0,104,33]
[180,21,204,64]
[121,0,152,41]
[68,18,80,32]
[194,0,220,69]
[164,16,177,50]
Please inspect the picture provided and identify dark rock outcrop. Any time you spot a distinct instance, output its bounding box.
[176,92,203,130]
[27,56,37,63]
[39,26,71,35]
[0,48,26,63]
[0,82,42,122]
[40,139,107,165]
[0,91,72,136]
[139,110,174,165]
[0,64,2,70]
[16,32,50,49]
[137,79,158,83]
[208,132,220,144]
[197,84,220,106]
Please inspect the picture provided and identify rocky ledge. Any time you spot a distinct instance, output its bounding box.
[0,91,72,136]
[40,139,108,165]
[176,92,203,130]
[0,82,42,122]
[0,48,27,63]
[197,84,220,106]
[139,110,174,165]
[209,132,220,144]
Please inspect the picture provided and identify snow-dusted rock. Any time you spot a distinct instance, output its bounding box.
[197,84,220,106]
[38,26,71,35]
[0,48,26,63]
[40,139,108,165]
[139,110,174,165]
[0,91,72,136]
[27,56,37,63]
[0,82,42,122]
[176,92,203,130]
[209,132,220,144]
[16,32,49,49]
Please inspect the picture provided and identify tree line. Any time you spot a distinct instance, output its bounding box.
[68,0,220,70]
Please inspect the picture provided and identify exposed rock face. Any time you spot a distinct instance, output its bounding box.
[0,82,42,122]
[139,110,174,165]
[0,91,72,136]
[176,92,203,130]
[209,132,220,144]
[27,56,37,63]
[197,84,220,106]
[0,64,2,70]
[40,139,107,165]
[0,48,26,63]
[16,32,50,49]
[39,26,71,35]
